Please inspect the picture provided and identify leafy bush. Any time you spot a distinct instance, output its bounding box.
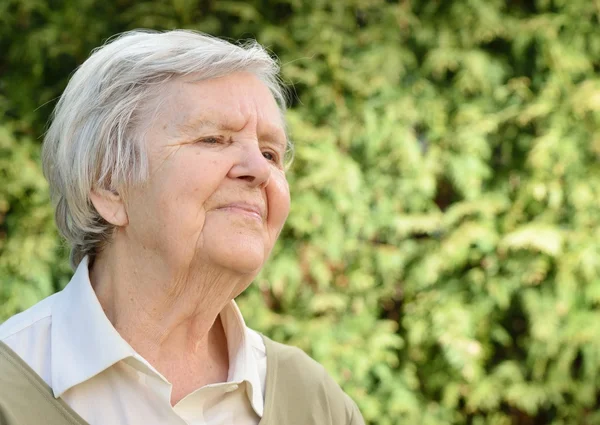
[2,1,600,423]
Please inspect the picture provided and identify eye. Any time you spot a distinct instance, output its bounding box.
[198,136,222,144]
[262,151,278,163]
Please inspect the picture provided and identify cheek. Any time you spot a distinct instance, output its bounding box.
[145,161,226,230]
[266,174,290,234]
[166,156,226,203]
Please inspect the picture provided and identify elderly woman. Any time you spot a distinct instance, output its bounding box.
[0,30,363,425]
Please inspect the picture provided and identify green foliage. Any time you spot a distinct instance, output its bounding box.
[2,0,600,423]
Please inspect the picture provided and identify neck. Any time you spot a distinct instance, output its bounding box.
[88,239,250,377]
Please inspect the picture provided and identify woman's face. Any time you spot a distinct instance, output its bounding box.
[123,72,290,277]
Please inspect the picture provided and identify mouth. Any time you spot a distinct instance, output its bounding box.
[215,203,264,221]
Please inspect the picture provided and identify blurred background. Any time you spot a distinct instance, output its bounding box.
[1,0,600,424]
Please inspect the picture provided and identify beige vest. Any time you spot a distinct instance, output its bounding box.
[0,335,363,425]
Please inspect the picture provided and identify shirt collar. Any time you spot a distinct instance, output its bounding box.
[51,256,136,398]
[50,257,264,417]
[220,301,264,417]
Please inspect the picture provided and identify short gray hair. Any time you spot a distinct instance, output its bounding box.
[42,29,289,269]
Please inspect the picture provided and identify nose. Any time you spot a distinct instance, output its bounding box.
[228,142,271,187]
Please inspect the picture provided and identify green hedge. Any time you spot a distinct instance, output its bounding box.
[2,1,600,423]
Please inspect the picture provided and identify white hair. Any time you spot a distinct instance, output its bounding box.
[42,29,290,269]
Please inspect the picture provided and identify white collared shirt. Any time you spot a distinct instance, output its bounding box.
[0,257,267,425]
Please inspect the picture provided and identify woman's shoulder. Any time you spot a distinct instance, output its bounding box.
[0,293,59,385]
[261,334,364,425]
[261,333,326,378]
[0,293,57,339]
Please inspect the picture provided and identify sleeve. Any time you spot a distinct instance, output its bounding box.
[320,367,366,425]
[0,400,18,425]
[344,393,366,425]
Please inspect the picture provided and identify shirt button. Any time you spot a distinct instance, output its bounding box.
[225,384,239,393]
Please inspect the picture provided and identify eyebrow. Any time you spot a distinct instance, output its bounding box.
[176,118,220,138]
[176,116,288,148]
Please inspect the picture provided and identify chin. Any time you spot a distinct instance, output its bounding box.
[200,219,271,274]
[208,241,267,275]
[220,254,265,275]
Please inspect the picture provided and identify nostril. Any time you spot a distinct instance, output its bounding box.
[238,175,255,182]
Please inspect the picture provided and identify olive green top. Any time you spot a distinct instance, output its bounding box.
[0,335,364,425]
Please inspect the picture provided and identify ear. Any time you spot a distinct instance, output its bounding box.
[89,188,129,227]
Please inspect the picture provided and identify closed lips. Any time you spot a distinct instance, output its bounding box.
[217,203,264,219]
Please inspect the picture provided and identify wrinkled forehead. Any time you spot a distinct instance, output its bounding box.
[151,72,287,142]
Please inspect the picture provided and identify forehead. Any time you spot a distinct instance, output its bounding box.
[157,72,286,140]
